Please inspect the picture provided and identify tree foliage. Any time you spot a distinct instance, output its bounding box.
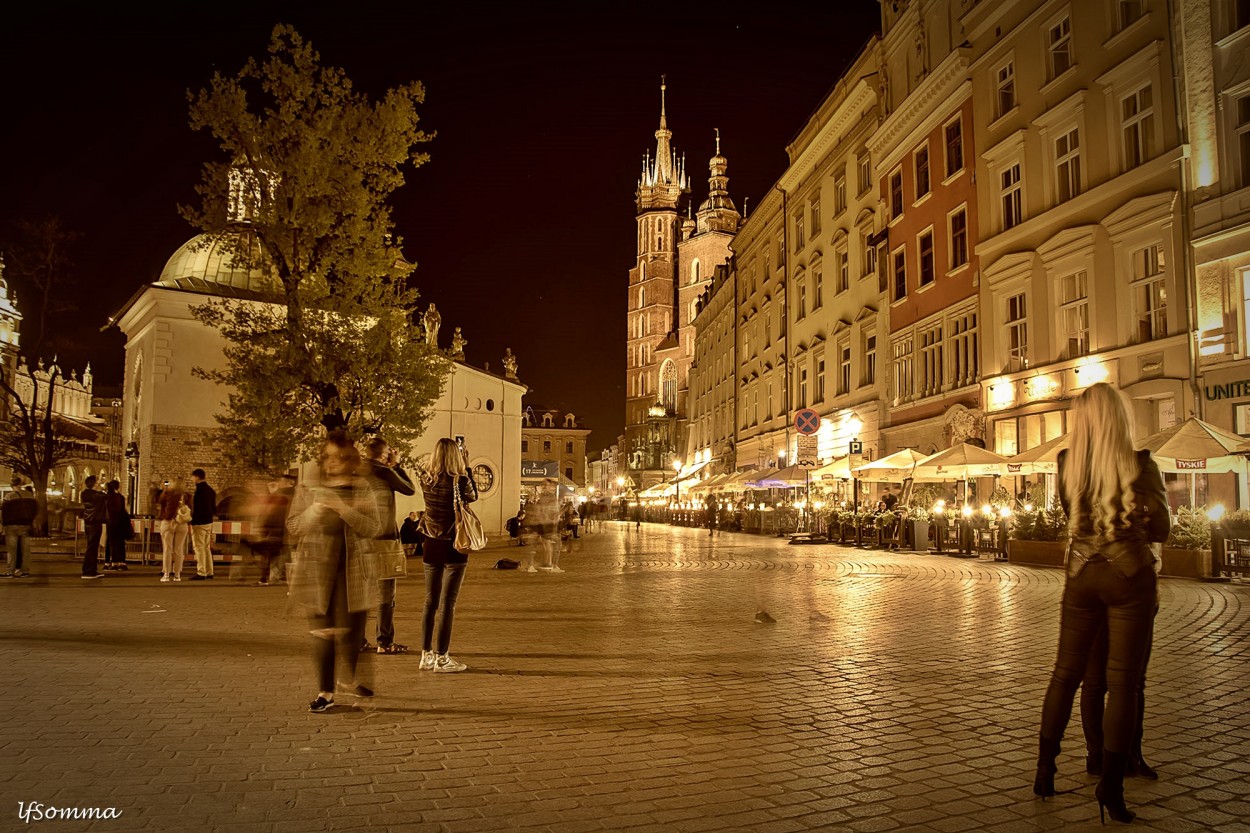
[181,25,449,467]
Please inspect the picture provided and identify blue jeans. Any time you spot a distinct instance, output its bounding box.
[5,525,31,572]
[422,562,467,654]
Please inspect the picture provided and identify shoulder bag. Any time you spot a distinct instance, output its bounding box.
[453,477,487,552]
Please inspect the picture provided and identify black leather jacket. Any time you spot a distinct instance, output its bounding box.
[1058,448,1170,579]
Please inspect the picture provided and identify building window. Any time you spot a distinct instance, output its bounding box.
[813,263,824,309]
[796,280,807,321]
[794,212,805,250]
[892,334,914,405]
[834,174,846,216]
[1048,16,1072,80]
[817,358,826,402]
[1000,163,1023,230]
[1056,127,1081,202]
[810,197,822,236]
[565,441,574,454]
[919,324,944,398]
[950,309,978,388]
[1237,0,1250,30]
[915,144,931,199]
[1060,270,1090,358]
[945,118,964,178]
[950,208,968,269]
[543,440,551,453]
[522,440,529,453]
[691,259,701,284]
[1132,244,1168,342]
[565,466,573,482]
[865,334,877,386]
[996,61,1016,118]
[892,247,907,302]
[1117,0,1143,30]
[837,248,850,294]
[839,344,851,395]
[919,230,935,287]
[1122,85,1155,169]
[1006,292,1028,371]
[889,169,904,219]
[863,231,877,277]
[798,368,808,409]
[1237,97,1250,187]
[661,360,677,412]
[763,313,770,349]
[858,152,872,195]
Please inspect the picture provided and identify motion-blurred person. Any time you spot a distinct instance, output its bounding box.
[524,480,558,572]
[103,480,131,571]
[242,475,291,586]
[706,493,719,537]
[363,436,416,655]
[156,478,190,582]
[2,478,36,578]
[80,475,105,579]
[189,469,216,580]
[414,437,479,672]
[287,432,383,712]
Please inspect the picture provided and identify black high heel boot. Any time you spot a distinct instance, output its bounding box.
[1125,753,1158,781]
[1095,751,1136,824]
[1034,736,1060,798]
[1086,750,1102,775]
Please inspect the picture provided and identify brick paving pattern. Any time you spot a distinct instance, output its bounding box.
[1,523,1247,832]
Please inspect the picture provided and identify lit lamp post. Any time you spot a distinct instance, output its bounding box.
[848,416,863,546]
[672,458,682,524]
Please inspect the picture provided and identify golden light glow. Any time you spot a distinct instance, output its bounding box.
[1207,503,1226,522]
[987,380,1016,410]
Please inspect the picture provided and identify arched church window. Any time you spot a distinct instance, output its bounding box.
[640,287,645,308]
[691,259,701,284]
[660,360,677,413]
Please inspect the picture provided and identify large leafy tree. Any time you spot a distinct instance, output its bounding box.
[182,25,449,469]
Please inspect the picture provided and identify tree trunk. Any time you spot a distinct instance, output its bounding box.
[31,471,49,537]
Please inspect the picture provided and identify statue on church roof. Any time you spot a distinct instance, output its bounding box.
[502,347,518,380]
[449,326,467,361]
[423,303,441,348]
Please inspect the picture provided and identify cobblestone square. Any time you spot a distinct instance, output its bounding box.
[2,523,1247,832]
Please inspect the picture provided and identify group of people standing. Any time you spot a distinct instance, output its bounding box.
[285,433,478,713]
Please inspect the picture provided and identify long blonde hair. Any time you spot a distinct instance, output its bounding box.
[428,437,467,480]
[1063,383,1140,539]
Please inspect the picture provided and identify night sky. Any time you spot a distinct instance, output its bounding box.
[0,2,881,452]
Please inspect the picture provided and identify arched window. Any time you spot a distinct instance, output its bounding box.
[689,299,700,324]
[691,259,701,284]
[542,413,554,428]
[660,359,677,413]
[640,287,645,308]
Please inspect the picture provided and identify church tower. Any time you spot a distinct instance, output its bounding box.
[624,82,740,488]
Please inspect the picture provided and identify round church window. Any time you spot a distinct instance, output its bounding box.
[472,463,495,496]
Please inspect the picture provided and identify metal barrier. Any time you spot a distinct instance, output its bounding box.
[74,517,252,567]
[1217,536,1250,579]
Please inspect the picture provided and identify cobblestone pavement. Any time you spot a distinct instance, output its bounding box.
[1,523,1247,833]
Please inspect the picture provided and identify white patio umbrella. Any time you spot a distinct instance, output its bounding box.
[1138,418,1250,474]
[852,448,929,481]
[811,456,853,481]
[1004,434,1070,476]
[910,443,1009,482]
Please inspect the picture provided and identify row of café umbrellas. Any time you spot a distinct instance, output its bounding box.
[673,417,1250,498]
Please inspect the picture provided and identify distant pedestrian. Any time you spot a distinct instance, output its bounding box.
[287,432,383,713]
[706,493,719,536]
[189,469,216,580]
[364,436,416,655]
[242,475,291,586]
[103,480,131,571]
[525,480,558,572]
[2,478,36,578]
[414,437,479,672]
[156,478,190,582]
[80,475,105,579]
[400,511,421,558]
[1034,383,1169,824]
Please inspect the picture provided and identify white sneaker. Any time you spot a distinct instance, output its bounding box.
[433,654,467,673]
[538,566,553,572]
[550,566,565,573]
[160,575,170,583]
[419,651,436,671]
[172,575,181,582]
[526,565,538,573]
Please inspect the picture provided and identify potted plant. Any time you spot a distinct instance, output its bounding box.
[1007,495,1069,567]
[1162,506,1212,579]
[1220,508,1250,541]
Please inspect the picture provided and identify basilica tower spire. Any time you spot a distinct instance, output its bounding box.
[696,128,740,234]
[636,76,688,212]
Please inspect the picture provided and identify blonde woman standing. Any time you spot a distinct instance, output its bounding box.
[156,478,190,582]
[415,438,478,672]
[1034,383,1170,824]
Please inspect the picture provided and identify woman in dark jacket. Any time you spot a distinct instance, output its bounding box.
[103,480,130,570]
[415,437,478,673]
[1034,383,1170,824]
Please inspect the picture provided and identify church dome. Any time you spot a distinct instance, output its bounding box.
[157,232,272,293]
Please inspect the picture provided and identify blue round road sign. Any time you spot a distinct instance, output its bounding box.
[794,408,820,435]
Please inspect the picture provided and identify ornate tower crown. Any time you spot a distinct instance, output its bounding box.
[697,128,741,234]
[636,76,688,213]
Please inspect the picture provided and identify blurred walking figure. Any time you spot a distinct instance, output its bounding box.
[79,475,105,579]
[364,436,416,655]
[706,493,719,537]
[189,469,216,580]
[103,480,132,571]
[242,475,291,586]
[287,432,383,713]
[2,478,36,578]
[1034,383,1169,824]
[156,478,190,582]
[524,480,558,572]
[414,438,479,672]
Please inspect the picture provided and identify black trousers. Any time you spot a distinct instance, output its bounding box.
[83,523,103,576]
[309,557,367,693]
[1040,559,1156,754]
[104,525,128,564]
[1081,602,1157,757]
[422,561,467,654]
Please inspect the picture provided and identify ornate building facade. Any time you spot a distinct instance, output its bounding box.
[624,80,740,488]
